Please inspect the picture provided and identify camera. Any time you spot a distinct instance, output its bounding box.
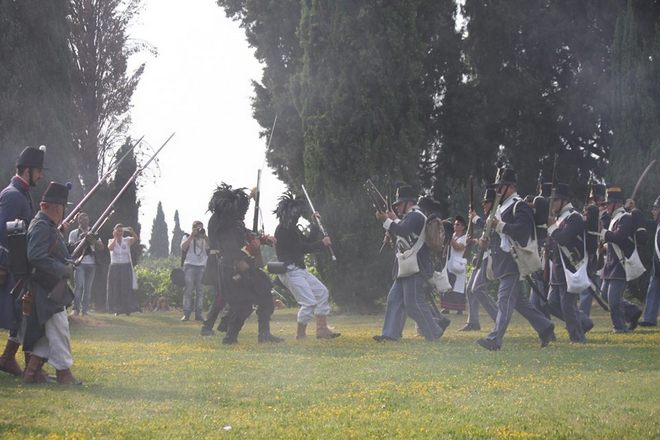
[123,227,132,234]
[196,227,206,236]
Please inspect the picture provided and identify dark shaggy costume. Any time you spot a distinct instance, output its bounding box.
[205,184,280,344]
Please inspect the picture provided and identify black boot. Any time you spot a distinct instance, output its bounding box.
[258,319,283,343]
[217,315,230,332]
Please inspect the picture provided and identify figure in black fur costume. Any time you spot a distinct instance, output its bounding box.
[274,192,340,339]
[206,183,282,344]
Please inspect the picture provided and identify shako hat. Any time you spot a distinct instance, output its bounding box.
[540,182,552,198]
[16,145,46,169]
[393,185,418,206]
[483,184,497,202]
[588,183,606,202]
[550,182,571,200]
[41,181,69,205]
[497,168,517,185]
[606,186,625,203]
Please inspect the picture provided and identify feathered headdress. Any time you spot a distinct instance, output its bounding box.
[274,191,307,226]
[208,183,250,226]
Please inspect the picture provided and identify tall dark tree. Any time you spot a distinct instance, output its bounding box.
[69,0,150,191]
[170,210,184,257]
[0,0,78,196]
[149,202,169,258]
[445,0,623,201]
[609,1,660,208]
[221,0,462,306]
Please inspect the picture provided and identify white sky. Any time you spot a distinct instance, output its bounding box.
[129,0,286,241]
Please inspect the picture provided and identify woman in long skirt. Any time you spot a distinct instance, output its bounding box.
[441,216,468,314]
[107,223,140,315]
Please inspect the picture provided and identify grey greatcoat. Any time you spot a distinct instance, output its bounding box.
[23,211,72,351]
[0,176,36,330]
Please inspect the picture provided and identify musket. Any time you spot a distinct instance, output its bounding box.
[473,156,506,272]
[466,175,474,239]
[252,115,278,234]
[543,153,559,285]
[71,132,175,259]
[631,159,656,201]
[301,184,337,261]
[465,157,506,304]
[364,179,394,252]
[60,136,144,232]
[252,169,262,234]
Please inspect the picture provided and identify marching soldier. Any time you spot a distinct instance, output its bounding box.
[373,185,445,342]
[600,187,643,333]
[580,183,607,316]
[640,196,660,327]
[547,183,589,343]
[460,184,498,331]
[529,182,552,318]
[0,146,45,377]
[22,182,81,384]
[477,169,555,351]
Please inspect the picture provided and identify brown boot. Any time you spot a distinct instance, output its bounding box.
[56,369,82,385]
[23,354,48,384]
[24,353,55,383]
[296,323,307,340]
[316,315,341,339]
[0,339,23,377]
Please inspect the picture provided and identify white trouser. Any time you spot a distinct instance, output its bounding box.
[31,310,73,370]
[278,266,330,324]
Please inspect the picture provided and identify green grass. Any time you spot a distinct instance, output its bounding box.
[0,308,658,439]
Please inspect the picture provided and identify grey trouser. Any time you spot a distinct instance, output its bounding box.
[466,266,497,326]
[642,268,659,325]
[548,284,585,342]
[602,279,641,332]
[381,273,444,341]
[485,273,553,347]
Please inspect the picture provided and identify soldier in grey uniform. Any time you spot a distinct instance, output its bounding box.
[640,196,660,326]
[22,182,81,384]
[460,184,498,331]
[0,146,44,377]
[476,169,555,351]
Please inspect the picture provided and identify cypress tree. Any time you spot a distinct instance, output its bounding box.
[170,210,184,257]
[149,202,169,259]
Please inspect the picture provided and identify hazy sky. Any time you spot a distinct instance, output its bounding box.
[129,0,286,241]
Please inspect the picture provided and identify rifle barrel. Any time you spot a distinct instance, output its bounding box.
[62,135,144,228]
[71,133,175,258]
[301,184,337,261]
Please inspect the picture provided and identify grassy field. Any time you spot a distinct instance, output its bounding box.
[0,308,658,439]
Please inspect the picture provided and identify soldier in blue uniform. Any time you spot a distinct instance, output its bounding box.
[22,182,82,384]
[580,183,608,316]
[547,183,589,343]
[529,182,552,318]
[460,184,498,331]
[600,187,643,333]
[373,185,445,342]
[639,196,659,327]
[0,146,45,377]
[476,169,555,351]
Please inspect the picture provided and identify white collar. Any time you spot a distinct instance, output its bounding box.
[497,192,519,215]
